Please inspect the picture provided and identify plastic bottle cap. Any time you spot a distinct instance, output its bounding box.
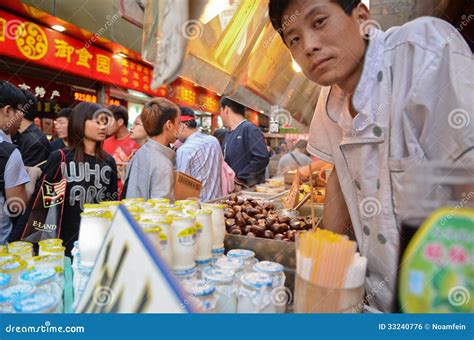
[203,267,234,284]
[0,283,35,303]
[215,257,244,271]
[13,292,57,313]
[19,268,57,286]
[241,272,273,289]
[0,259,27,273]
[227,249,255,261]
[182,279,215,297]
[173,267,197,276]
[253,261,284,274]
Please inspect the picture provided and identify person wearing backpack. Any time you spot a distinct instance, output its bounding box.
[0,81,40,244]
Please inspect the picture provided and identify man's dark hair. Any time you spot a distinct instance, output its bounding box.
[20,89,38,121]
[220,97,245,116]
[213,128,228,145]
[0,80,26,110]
[269,0,361,39]
[106,104,129,127]
[57,107,73,119]
[180,106,197,129]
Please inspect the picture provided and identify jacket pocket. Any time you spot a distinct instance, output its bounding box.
[388,152,423,222]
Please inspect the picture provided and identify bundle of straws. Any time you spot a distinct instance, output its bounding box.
[296,229,367,289]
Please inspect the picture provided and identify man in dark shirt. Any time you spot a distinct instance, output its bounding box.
[12,89,50,167]
[220,97,269,190]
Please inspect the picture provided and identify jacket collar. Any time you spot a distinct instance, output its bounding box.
[352,27,386,131]
[146,138,175,161]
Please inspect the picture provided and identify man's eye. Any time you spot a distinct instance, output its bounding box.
[289,37,300,47]
[313,17,326,28]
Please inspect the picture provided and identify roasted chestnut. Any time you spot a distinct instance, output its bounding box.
[245,207,259,216]
[254,213,266,220]
[250,225,265,237]
[235,212,245,226]
[265,217,275,227]
[225,219,236,228]
[274,233,285,240]
[289,220,303,230]
[247,217,257,225]
[230,228,242,235]
[264,230,275,239]
[224,209,235,219]
[278,216,290,224]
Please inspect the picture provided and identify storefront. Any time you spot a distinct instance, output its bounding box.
[0,8,166,132]
[168,78,221,134]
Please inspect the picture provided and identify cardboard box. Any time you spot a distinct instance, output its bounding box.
[174,171,201,200]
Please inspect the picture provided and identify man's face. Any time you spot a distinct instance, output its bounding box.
[177,122,189,143]
[282,0,368,87]
[0,105,23,135]
[106,116,119,136]
[220,107,230,129]
[54,117,69,139]
[166,114,181,145]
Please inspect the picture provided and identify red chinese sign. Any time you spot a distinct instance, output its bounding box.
[169,78,220,114]
[0,10,166,97]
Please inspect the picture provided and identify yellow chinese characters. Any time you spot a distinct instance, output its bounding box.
[75,47,93,68]
[16,22,48,60]
[96,54,110,74]
[0,18,6,42]
[54,39,74,63]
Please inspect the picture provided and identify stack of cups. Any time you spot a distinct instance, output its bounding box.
[8,242,34,268]
[201,204,226,262]
[170,214,197,272]
[78,211,112,267]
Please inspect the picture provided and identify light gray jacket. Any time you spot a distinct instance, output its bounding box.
[125,138,175,200]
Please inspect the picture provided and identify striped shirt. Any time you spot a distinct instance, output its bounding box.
[176,132,222,202]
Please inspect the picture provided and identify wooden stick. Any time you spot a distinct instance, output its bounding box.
[309,170,316,229]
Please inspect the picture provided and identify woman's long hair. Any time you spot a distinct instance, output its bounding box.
[67,102,108,163]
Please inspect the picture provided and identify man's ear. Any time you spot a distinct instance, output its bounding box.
[354,2,370,24]
[117,118,125,127]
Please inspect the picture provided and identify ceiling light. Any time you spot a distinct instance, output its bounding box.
[113,52,128,59]
[51,24,66,32]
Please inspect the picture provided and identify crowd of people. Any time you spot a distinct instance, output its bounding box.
[1,80,319,254]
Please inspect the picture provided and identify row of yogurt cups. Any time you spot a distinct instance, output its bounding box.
[0,239,65,313]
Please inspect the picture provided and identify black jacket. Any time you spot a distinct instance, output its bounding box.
[13,123,51,167]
